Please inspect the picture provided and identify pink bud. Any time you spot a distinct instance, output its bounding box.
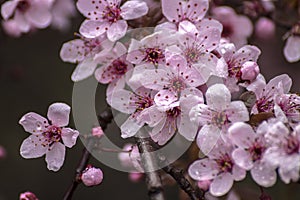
[81,167,103,186]
[128,172,144,183]
[197,180,211,191]
[92,126,104,138]
[255,17,275,39]
[19,191,38,200]
[241,61,260,82]
[0,145,6,159]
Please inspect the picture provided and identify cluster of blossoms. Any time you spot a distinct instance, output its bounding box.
[1,0,76,37]
[11,0,300,199]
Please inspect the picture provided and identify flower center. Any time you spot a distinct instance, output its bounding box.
[104,6,121,23]
[112,59,128,75]
[211,111,229,129]
[184,46,201,63]
[135,96,153,112]
[216,154,233,173]
[249,141,265,161]
[43,125,62,144]
[256,97,274,113]
[84,38,102,56]
[166,106,181,118]
[17,0,30,13]
[170,78,186,93]
[143,48,165,64]
[284,135,299,155]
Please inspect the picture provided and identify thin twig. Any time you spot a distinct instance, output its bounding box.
[63,107,113,200]
[136,137,165,200]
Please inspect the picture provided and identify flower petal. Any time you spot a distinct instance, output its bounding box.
[206,84,231,111]
[107,20,128,42]
[210,173,234,197]
[188,158,219,181]
[197,125,221,155]
[71,57,98,82]
[19,112,49,134]
[45,142,66,171]
[120,0,148,20]
[1,1,18,20]
[232,148,253,170]
[283,36,300,63]
[121,115,144,138]
[47,103,70,127]
[20,135,48,158]
[79,20,109,38]
[25,6,52,28]
[226,101,249,122]
[251,161,277,187]
[228,122,254,148]
[61,128,79,148]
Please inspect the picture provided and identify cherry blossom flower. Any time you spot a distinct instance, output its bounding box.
[255,17,275,40]
[212,6,253,48]
[50,0,76,31]
[19,191,38,200]
[60,34,113,82]
[216,41,261,92]
[189,84,249,155]
[92,126,104,138]
[228,122,277,187]
[81,166,104,186]
[76,0,149,41]
[1,0,53,34]
[19,103,79,171]
[264,124,300,183]
[94,42,133,84]
[189,141,246,196]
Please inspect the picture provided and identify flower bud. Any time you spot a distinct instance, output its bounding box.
[81,167,103,187]
[128,172,144,183]
[92,126,104,138]
[197,180,211,191]
[241,61,260,82]
[255,17,275,39]
[19,191,38,200]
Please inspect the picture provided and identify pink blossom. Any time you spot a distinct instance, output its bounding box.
[2,19,22,37]
[228,122,277,187]
[60,34,113,82]
[1,0,53,34]
[50,0,76,31]
[118,144,143,172]
[81,166,103,186]
[0,145,6,159]
[189,84,249,155]
[264,124,300,183]
[95,42,133,84]
[77,0,148,41]
[189,141,246,196]
[212,6,253,48]
[19,191,38,200]
[197,180,211,191]
[19,103,79,171]
[255,17,275,40]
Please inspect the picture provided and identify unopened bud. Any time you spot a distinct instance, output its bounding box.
[81,166,103,187]
[241,61,260,82]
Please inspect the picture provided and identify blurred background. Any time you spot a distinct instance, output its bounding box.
[1,1,300,200]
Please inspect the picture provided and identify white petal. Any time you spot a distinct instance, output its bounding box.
[19,112,48,134]
[71,58,98,82]
[228,122,254,148]
[25,6,52,28]
[206,84,231,111]
[283,36,300,63]
[232,148,253,170]
[232,165,246,181]
[45,142,66,171]
[197,125,221,155]
[1,1,17,20]
[251,161,277,187]
[121,116,144,138]
[226,101,249,122]
[79,20,109,38]
[20,135,48,158]
[210,173,234,197]
[188,159,219,181]
[47,103,70,127]
[61,128,79,148]
[120,1,148,20]
[107,20,127,42]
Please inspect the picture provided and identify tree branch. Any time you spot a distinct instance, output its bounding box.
[63,107,113,200]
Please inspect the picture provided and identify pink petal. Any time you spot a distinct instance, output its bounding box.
[228,122,254,148]
[110,89,136,114]
[20,135,48,158]
[76,0,105,19]
[14,11,30,32]
[210,173,234,196]
[25,6,52,28]
[71,58,98,82]
[1,1,17,20]
[60,39,85,63]
[120,0,148,20]
[232,45,261,66]
[121,115,144,138]
[232,165,246,181]
[251,161,277,187]
[232,148,253,170]
[46,142,66,171]
[79,20,109,38]
[140,68,170,90]
[151,117,176,145]
[206,84,231,111]
[161,0,181,23]
[47,103,70,127]
[154,89,178,106]
[107,20,128,41]
[267,74,292,94]
[19,112,49,134]
[226,101,249,122]
[197,124,221,155]
[284,36,300,63]
[195,18,223,33]
[188,158,219,181]
[61,128,79,148]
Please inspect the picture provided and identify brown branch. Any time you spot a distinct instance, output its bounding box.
[63,107,113,200]
[136,137,165,200]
